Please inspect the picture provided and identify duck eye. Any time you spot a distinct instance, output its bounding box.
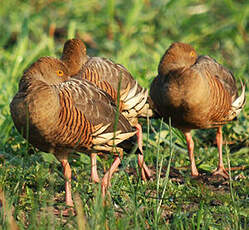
[190,51,196,58]
[56,70,64,77]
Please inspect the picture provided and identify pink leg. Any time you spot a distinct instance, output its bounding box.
[184,131,199,177]
[136,123,144,154]
[212,126,229,178]
[135,123,152,181]
[60,159,74,207]
[91,153,100,183]
[101,157,121,197]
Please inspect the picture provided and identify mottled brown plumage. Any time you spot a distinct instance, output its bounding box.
[150,42,245,178]
[10,57,140,206]
[61,38,153,181]
[62,39,153,121]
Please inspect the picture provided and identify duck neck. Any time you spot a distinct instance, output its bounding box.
[61,52,88,76]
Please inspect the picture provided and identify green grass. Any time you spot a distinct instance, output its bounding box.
[0,0,249,229]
